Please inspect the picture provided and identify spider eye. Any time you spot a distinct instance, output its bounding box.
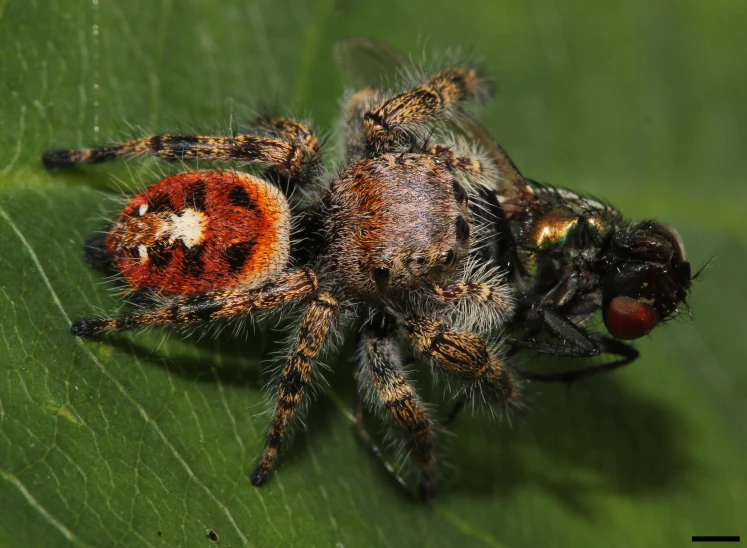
[604,296,659,340]
[373,267,390,282]
[441,249,456,265]
[455,216,470,243]
[452,181,467,204]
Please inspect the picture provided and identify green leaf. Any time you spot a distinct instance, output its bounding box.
[2,1,745,546]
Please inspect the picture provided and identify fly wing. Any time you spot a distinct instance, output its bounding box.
[334,36,413,92]
[444,109,529,199]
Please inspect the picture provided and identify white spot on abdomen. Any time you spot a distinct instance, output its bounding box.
[138,203,148,216]
[138,245,148,261]
[167,208,207,248]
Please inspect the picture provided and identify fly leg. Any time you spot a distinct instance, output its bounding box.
[509,307,639,383]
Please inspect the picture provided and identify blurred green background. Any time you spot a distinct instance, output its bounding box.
[1,1,745,546]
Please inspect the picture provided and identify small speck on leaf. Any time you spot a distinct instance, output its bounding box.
[207,529,219,543]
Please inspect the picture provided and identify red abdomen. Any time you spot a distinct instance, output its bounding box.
[107,170,291,296]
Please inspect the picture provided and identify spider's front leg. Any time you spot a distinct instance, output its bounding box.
[402,317,522,412]
[250,115,323,189]
[42,116,321,185]
[355,320,438,501]
[344,88,386,162]
[362,68,492,154]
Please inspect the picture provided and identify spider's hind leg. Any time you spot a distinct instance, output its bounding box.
[352,391,411,495]
[42,117,323,188]
[70,268,319,337]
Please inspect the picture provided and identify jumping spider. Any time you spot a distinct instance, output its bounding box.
[42,38,694,501]
[43,50,518,500]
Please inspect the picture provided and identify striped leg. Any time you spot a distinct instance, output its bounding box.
[42,118,321,183]
[250,116,322,187]
[250,292,339,486]
[70,269,319,337]
[403,317,522,411]
[429,260,514,334]
[356,326,438,501]
[427,143,499,181]
[363,68,491,153]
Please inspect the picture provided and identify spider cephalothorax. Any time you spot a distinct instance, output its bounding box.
[325,153,472,298]
[43,52,517,501]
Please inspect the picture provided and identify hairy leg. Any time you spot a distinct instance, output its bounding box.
[251,116,322,187]
[250,292,339,486]
[42,118,321,183]
[430,277,509,310]
[363,68,492,153]
[71,268,319,337]
[356,324,438,501]
[427,143,499,181]
[403,317,522,411]
[428,259,514,333]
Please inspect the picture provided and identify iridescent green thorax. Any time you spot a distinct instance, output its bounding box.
[530,209,614,251]
[502,184,621,279]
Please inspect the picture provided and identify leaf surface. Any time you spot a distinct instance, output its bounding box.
[1,1,745,546]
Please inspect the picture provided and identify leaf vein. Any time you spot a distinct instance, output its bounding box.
[0,205,254,547]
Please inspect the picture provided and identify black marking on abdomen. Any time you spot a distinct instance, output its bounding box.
[149,241,174,269]
[181,243,205,277]
[122,246,141,261]
[147,192,173,213]
[187,180,208,211]
[227,185,254,209]
[224,240,257,272]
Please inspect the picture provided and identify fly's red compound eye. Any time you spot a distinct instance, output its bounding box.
[604,296,660,340]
